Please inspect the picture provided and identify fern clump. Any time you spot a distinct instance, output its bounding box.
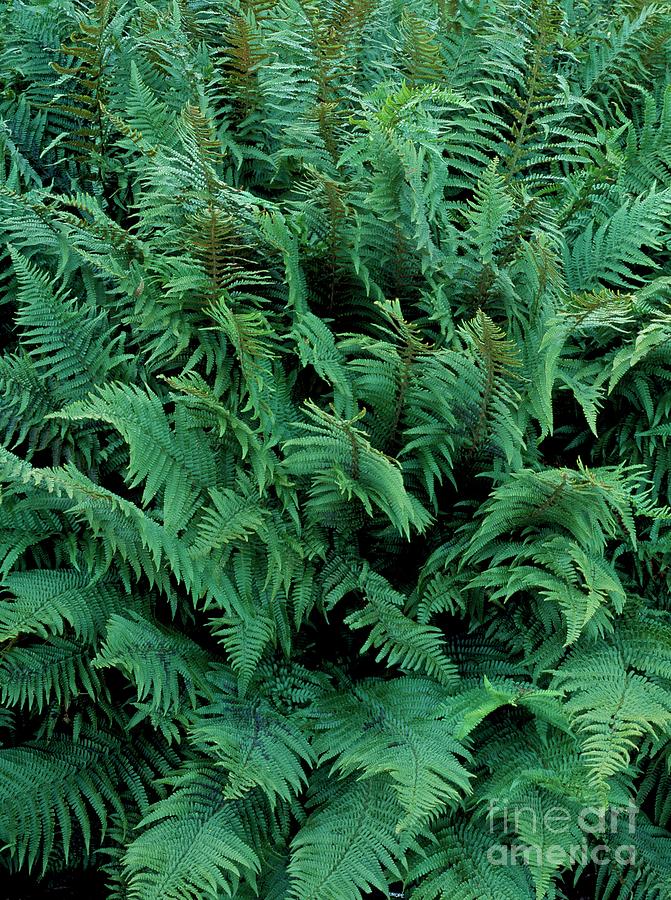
[1,0,671,897]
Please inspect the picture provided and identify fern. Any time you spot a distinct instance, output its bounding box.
[123,764,261,899]
[2,0,671,895]
[313,677,472,832]
[0,568,127,643]
[0,726,162,873]
[94,613,212,715]
[189,693,313,803]
[288,774,409,900]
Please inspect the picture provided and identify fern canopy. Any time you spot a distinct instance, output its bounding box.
[2,0,671,896]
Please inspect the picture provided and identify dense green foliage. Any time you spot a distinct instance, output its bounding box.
[2,0,671,896]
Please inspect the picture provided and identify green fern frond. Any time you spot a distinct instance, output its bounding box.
[0,728,151,873]
[283,401,431,537]
[0,568,127,643]
[313,677,472,832]
[94,613,211,715]
[288,774,409,900]
[0,637,102,712]
[123,764,261,900]
[190,694,313,803]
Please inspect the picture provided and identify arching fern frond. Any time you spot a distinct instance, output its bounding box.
[288,774,409,900]
[123,764,261,900]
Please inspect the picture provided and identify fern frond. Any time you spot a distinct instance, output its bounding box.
[190,694,313,803]
[123,764,260,900]
[94,613,211,715]
[0,568,126,643]
[288,774,408,900]
[313,677,472,832]
[0,728,151,873]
